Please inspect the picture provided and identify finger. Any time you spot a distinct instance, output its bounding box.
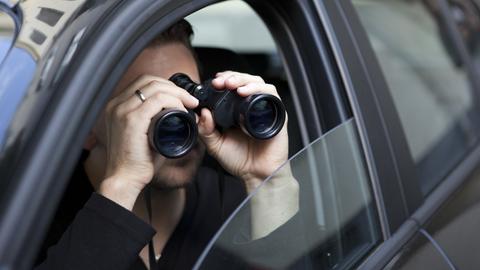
[110,76,197,110]
[126,95,187,132]
[197,108,223,155]
[110,81,198,115]
[215,70,234,77]
[212,71,264,90]
[140,82,198,108]
[111,75,170,104]
[236,83,280,98]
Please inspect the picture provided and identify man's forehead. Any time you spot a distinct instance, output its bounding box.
[115,42,199,94]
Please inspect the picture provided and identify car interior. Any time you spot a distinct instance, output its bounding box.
[35,0,304,265]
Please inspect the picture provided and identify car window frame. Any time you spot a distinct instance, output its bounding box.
[316,0,422,237]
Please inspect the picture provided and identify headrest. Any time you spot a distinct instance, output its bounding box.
[194,47,251,80]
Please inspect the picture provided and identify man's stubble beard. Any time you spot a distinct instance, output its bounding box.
[150,169,198,190]
[150,146,205,190]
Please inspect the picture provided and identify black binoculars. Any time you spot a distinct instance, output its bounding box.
[147,73,286,158]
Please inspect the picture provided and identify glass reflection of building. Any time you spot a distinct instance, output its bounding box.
[0,0,86,59]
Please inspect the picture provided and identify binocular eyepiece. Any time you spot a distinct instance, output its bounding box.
[147,73,286,158]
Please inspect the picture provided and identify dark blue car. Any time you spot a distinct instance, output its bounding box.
[1,0,480,269]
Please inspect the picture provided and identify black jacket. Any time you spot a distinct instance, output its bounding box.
[35,153,306,270]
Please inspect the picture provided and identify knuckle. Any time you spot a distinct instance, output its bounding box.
[254,75,264,82]
[148,80,162,88]
[112,106,123,119]
[124,112,137,124]
[154,92,175,105]
[138,74,153,82]
[153,94,172,106]
[151,92,164,101]
[266,83,277,91]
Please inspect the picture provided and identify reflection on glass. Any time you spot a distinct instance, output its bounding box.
[195,119,380,270]
[0,11,15,63]
[17,0,87,59]
[445,0,480,67]
[0,47,36,149]
[353,0,479,195]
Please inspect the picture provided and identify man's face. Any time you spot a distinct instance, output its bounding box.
[94,42,205,189]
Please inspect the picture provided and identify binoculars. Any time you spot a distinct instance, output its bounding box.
[147,73,286,158]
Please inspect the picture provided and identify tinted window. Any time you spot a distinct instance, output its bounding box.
[195,119,381,269]
[353,0,479,195]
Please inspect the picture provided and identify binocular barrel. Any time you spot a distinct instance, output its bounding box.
[147,73,286,158]
[147,109,197,158]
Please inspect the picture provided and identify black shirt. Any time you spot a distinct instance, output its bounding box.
[35,153,308,270]
[35,157,246,270]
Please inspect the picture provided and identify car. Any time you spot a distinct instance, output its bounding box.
[1,0,480,269]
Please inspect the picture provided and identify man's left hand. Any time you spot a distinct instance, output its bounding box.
[197,71,289,191]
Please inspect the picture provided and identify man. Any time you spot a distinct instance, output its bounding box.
[36,19,298,270]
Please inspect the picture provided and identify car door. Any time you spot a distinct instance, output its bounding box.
[340,0,480,269]
[0,0,475,270]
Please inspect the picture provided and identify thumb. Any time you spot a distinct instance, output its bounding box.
[197,108,223,156]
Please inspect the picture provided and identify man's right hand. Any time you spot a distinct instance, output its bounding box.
[97,75,199,210]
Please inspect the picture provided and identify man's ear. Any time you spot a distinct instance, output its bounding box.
[83,132,97,150]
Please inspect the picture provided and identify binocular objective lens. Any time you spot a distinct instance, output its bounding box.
[248,100,276,133]
[156,115,191,154]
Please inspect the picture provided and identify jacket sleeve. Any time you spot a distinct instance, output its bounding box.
[35,193,155,270]
[198,211,312,270]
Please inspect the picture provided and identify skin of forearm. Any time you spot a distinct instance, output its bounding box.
[245,164,300,240]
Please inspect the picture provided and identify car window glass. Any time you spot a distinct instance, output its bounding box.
[352,0,479,195]
[195,119,381,270]
[0,10,15,64]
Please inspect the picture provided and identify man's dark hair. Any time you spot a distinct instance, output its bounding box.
[150,19,194,50]
[149,19,204,77]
